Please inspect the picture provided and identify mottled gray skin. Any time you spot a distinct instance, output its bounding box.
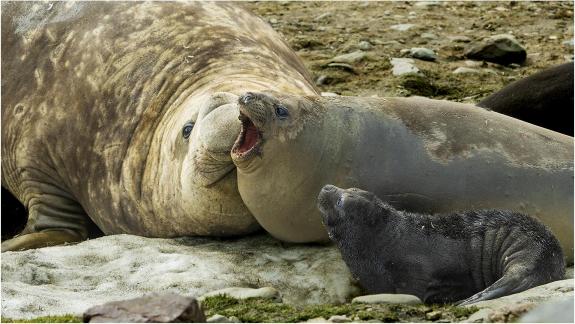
[231,92,573,263]
[317,185,565,305]
[1,2,317,251]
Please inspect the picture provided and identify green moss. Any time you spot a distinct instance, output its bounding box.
[201,295,480,323]
[0,298,479,323]
[0,315,82,323]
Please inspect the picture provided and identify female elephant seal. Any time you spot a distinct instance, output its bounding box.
[1,2,317,251]
[317,185,565,305]
[231,92,573,262]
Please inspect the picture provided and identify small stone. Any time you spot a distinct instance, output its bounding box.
[380,40,401,46]
[449,35,472,43]
[315,75,328,86]
[426,310,442,321]
[562,39,574,47]
[200,287,281,302]
[327,63,356,73]
[390,58,420,76]
[307,317,328,323]
[409,47,437,61]
[208,314,237,323]
[464,60,483,68]
[453,67,480,74]
[83,293,206,323]
[269,18,278,24]
[549,35,558,40]
[328,315,351,323]
[321,92,339,97]
[358,41,373,51]
[352,293,422,305]
[421,33,438,40]
[314,13,332,21]
[465,34,526,65]
[329,51,367,64]
[390,24,415,32]
[414,1,441,8]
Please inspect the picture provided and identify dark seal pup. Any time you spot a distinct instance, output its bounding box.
[478,62,574,136]
[317,185,565,305]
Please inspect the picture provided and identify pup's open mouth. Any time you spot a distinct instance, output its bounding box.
[231,113,262,161]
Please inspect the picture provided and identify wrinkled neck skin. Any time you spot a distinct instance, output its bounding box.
[236,102,358,242]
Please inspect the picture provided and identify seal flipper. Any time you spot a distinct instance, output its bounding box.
[1,230,85,251]
[1,193,99,252]
[454,274,531,306]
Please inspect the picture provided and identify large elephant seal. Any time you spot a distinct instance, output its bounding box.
[231,92,574,262]
[478,62,574,136]
[317,185,565,305]
[1,2,317,251]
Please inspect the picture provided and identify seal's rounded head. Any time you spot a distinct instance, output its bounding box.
[317,184,384,229]
[231,91,317,163]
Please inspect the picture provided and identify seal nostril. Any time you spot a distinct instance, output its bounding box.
[241,92,254,104]
[322,184,337,192]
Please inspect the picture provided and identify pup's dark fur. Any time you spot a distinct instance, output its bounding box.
[317,185,565,305]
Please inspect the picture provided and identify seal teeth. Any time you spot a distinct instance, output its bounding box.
[232,113,262,160]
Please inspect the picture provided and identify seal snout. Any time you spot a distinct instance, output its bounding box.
[317,184,342,215]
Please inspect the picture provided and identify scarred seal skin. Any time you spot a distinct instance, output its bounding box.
[1,2,317,251]
[231,92,573,263]
[317,185,565,305]
[478,62,574,136]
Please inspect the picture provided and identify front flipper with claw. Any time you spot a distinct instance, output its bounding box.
[1,191,99,252]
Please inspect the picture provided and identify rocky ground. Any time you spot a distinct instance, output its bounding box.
[1,235,573,323]
[245,1,573,101]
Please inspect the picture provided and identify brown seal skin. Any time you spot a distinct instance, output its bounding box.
[231,92,573,263]
[478,62,574,136]
[1,2,317,251]
[317,185,565,305]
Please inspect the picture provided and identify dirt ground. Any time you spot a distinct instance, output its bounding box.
[245,1,574,102]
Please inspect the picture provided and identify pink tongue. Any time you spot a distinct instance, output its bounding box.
[239,121,259,153]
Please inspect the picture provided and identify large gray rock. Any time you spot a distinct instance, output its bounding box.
[1,234,359,319]
[463,279,574,322]
[465,34,527,65]
[83,293,205,323]
[519,297,574,323]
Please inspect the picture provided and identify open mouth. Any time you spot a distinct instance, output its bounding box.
[231,113,262,161]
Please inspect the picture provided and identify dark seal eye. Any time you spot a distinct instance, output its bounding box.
[275,105,289,119]
[182,122,194,139]
[336,196,344,208]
